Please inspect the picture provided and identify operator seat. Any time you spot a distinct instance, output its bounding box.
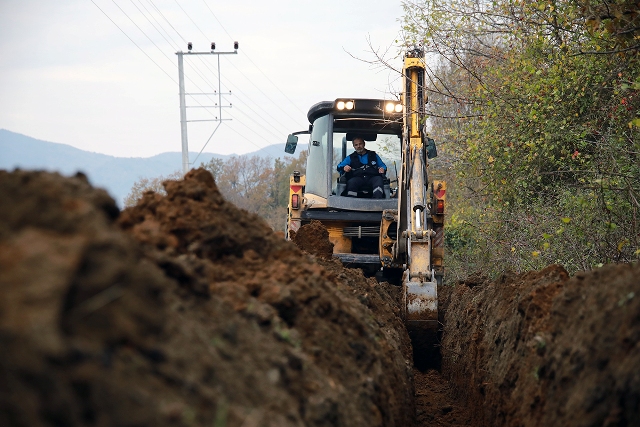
[335,132,390,198]
[336,174,391,198]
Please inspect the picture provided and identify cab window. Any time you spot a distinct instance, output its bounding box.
[305,115,331,197]
[332,132,401,193]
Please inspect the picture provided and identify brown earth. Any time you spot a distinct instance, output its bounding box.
[0,169,413,427]
[439,264,640,427]
[290,220,334,260]
[1,168,638,427]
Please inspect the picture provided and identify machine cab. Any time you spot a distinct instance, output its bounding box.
[297,98,403,212]
[284,98,407,268]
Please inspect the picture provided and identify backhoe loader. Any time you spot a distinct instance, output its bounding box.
[283,47,446,353]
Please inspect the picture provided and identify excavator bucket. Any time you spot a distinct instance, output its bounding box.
[404,279,438,328]
[404,277,440,368]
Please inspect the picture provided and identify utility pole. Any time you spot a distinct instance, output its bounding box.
[176,41,238,174]
[177,51,189,174]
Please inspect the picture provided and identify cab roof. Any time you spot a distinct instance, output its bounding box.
[307,98,403,136]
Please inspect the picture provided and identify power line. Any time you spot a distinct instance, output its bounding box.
[219,94,289,142]
[173,1,303,125]
[143,0,286,141]
[183,51,297,135]
[223,60,302,124]
[112,0,219,105]
[133,0,225,98]
[178,51,297,162]
[89,0,175,83]
[199,0,307,116]
[143,0,224,87]
[91,0,241,150]
[146,0,184,43]
[106,0,229,119]
[110,0,175,65]
[173,0,209,42]
[130,0,180,53]
[91,0,288,155]
[147,0,302,137]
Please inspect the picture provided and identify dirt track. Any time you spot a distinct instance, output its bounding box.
[1,169,638,427]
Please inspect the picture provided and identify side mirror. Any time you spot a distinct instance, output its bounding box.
[426,137,438,159]
[284,134,298,154]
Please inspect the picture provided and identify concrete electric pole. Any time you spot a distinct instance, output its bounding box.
[176,41,238,174]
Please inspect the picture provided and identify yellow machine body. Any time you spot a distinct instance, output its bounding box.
[284,47,446,346]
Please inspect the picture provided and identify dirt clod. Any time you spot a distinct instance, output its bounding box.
[290,220,334,259]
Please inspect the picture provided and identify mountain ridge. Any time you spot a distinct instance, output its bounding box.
[0,129,305,206]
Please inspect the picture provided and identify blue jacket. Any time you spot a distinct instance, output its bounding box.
[337,150,387,173]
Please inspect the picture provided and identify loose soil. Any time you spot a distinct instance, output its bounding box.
[0,169,413,427]
[1,168,638,427]
[439,264,640,427]
[290,220,334,260]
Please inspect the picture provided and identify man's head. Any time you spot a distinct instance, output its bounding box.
[352,137,366,155]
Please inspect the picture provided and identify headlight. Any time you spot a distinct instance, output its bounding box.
[395,103,403,113]
[345,101,354,110]
[337,101,345,110]
[385,102,395,113]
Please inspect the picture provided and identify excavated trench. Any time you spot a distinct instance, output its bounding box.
[0,168,638,427]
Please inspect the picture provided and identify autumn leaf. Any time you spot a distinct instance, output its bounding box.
[617,239,629,252]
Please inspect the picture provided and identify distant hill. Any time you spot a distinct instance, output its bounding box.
[0,129,306,206]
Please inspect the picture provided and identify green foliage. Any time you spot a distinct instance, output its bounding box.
[402,0,640,277]
[446,189,638,279]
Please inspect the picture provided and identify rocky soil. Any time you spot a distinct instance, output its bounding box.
[1,168,638,427]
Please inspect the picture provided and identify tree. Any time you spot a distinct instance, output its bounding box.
[123,170,183,208]
[125,149,309,232]
[399,0,640,276]
[196,150,307,230]
[199,157,224,181]
[216,155,274,213]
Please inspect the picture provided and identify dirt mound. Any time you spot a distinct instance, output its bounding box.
[440,263,640,426]
[0,169,414,427]
[290,220,334,259]
[5,167,637,427]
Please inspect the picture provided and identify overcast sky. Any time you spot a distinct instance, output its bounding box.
[0,0,408,160]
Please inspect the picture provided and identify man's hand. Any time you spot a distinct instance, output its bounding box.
[378,167,385,174]
[343,165,352,172]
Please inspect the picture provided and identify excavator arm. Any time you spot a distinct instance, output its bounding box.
[392,47,444,353]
